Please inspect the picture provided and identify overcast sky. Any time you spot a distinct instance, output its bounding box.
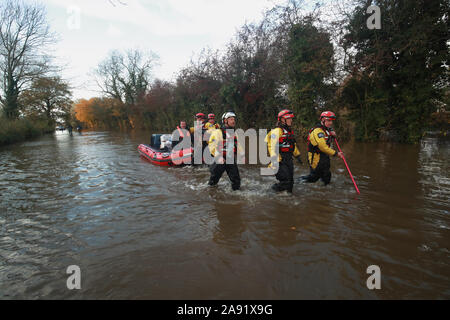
[37,0,288,100]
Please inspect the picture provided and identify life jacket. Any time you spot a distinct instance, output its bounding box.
[176,126,191,138]
[201,121,208,130]
[278,126,296,153]
[205,122,220,130]
[219,127,237,156]
[307,124,332,154]
[191,121,207,132]
[190,122,208,146]
[200,123,208,136]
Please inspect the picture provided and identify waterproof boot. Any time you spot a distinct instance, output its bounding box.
[272,183,288,192]
[271,183,282,192]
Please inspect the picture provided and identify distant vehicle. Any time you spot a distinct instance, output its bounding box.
[56,126,65,131]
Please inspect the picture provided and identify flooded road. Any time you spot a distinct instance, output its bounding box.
[0,130,449,299]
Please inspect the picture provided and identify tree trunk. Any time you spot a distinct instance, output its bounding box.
[4,74,19,119]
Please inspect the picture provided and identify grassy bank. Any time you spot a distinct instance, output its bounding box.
[0,117,54,146]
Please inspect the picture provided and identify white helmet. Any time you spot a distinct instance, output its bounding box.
[222,111,236,123]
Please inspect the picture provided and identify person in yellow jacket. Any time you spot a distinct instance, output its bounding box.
[204,113,220,131]
[190,112,207,134]
[265,109,302,193]
[301,111,344,185]
[208,111,244,190]
[203,113,220,147]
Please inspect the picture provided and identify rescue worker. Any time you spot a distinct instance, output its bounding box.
[301,111,344,185]
[67,124,73,136]
[179,120,188,130]
[265,109,302,193]
[205,113,220,131]
[189,113,208,162]
[208,111,243,191]
[173,120,190,148]
[203,113,220,149]
[177,120,191,139]
[190,113,207,134]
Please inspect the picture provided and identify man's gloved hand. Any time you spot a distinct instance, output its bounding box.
[329,129,336,137]
[296,156,302,165]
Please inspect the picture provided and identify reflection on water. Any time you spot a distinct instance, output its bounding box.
[0,130,449,299]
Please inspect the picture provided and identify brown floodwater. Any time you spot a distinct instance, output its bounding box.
[0,130,449,299]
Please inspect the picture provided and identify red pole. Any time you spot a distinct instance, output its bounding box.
[334,138,360,194]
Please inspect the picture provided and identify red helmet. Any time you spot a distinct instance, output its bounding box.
[195,112,206,119]
[320,111,336,121]
[208,113,215,119]
[278,109,295,121]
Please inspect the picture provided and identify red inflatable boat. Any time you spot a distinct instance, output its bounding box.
[138,144,173,166]
[138,133,193,166]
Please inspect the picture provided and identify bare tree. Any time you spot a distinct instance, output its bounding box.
[94,49,159,105]
[0,0,56,119]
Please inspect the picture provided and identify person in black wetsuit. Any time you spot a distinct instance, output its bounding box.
[207,111,244,191]
[264,109,302,193]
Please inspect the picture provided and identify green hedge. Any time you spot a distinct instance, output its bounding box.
[0,117,54,146]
